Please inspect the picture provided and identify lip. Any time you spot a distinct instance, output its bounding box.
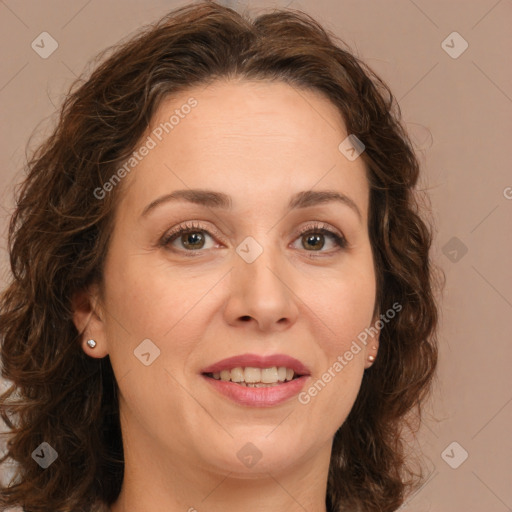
[200,353,311,375]
[200,353,311,407]
[202,374,310,407]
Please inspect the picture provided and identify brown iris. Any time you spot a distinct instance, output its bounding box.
[302,233,324,251]
[181,231,205,250]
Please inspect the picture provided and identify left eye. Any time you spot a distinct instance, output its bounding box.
[291,227,347,252]
[161,222,347,254]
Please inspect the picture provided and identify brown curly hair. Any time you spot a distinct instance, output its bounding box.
[0,2,442,511]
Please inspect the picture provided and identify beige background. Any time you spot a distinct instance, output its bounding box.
[1,0,511,510]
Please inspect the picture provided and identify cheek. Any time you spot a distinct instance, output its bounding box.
[101,256,206,414]
[315,257,376,353]
[299,274,374,428]
[312,259,375,419]
[101,251,223,382]
[105,254,205,336]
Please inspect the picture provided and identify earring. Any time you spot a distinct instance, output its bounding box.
[368,354,375,362]
[86,339,97,349]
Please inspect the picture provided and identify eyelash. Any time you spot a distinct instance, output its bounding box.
[160,221,348,257]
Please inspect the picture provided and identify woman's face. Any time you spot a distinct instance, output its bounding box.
[79,79,377,479]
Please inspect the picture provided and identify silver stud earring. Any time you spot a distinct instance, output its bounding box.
[86,339,97,349]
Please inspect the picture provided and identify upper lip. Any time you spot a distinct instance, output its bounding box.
[201,353,311,376]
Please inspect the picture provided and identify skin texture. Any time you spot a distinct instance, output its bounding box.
[73,79,379,512]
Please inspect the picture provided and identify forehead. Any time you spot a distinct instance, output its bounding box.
[153,78,349,157]
[117,78,369,219]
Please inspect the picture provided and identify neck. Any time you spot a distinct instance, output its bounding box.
[112,470,329,512]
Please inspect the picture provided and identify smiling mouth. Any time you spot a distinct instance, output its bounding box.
[203,366,302,387]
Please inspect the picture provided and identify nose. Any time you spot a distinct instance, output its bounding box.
[223,242,300,332]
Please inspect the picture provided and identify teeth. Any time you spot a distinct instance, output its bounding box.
[261,367,278,383]
[230,367,244,382]
[244,367,261,383]
[210,366,296,384]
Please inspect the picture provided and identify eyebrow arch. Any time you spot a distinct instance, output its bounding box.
[141,188,362,221]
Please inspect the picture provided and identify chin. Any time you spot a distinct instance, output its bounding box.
[201,434,313,476]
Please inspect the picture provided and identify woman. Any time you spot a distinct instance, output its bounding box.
[0,2,441,511]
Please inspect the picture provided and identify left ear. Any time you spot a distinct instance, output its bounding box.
[364,312,380,369]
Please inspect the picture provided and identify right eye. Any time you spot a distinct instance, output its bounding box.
[160,221,222,254]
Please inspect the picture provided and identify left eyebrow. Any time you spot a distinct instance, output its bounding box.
[288,190,362,222]
[140,188,362,222]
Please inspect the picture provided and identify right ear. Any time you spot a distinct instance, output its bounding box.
[71,284,109,358]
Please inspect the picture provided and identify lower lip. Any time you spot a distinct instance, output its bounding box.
[202,375,309,407]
